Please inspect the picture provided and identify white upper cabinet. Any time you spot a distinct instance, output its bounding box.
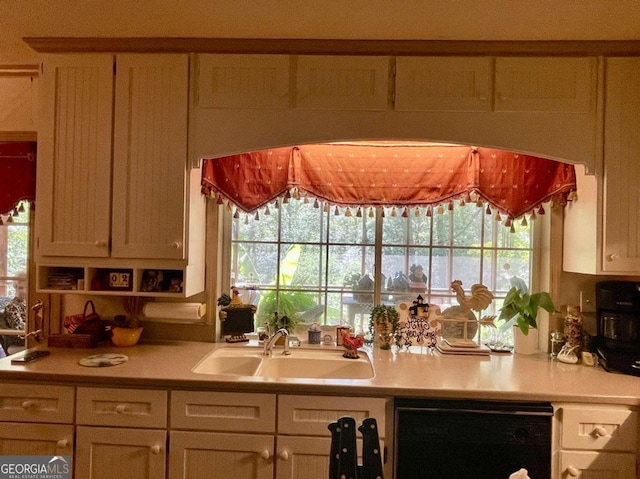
[601,57,640,273]
[295,55,390,110]
[112,54,189,259]
[563,57,640,274]
[494,57,597,113]
[395,56,492,112]
[196,54,291,109]
[36,53,205,296]
[37,54,114,258]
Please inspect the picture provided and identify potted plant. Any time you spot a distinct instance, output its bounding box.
[369,304,401,349]
[267,311,302,344]
[498,287,556,354]
[112,297,144,346]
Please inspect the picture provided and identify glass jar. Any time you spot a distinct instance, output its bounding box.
[549,331,565,359]
[564,305,583,353]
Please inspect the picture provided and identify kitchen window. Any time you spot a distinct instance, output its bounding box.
[207,142,571,340]
[0,205,29,356]
[228,197,535,335]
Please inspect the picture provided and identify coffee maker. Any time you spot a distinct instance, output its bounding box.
[596,281,640,376]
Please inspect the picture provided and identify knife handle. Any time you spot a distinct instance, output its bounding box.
[328,421,340,479]
[337,416,358,479]
[359,417,384,479]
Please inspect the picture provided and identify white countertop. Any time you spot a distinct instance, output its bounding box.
[1,340,639,406]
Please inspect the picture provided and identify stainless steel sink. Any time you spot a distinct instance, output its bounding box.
[192,346,374,380]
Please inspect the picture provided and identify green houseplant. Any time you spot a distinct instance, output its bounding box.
[498,287,556,335]
[369,304,401,349]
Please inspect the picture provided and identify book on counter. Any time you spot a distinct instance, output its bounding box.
[437,338,491,356]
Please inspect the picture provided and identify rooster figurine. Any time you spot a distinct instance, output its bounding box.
[341,330,365,359]
[450,280,494,313]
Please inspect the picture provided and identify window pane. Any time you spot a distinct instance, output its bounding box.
[233,209,279,242]
[452,205,483,247]
[451,248,482,288]
[431,212,452,246]
[280,200,324,243]
[282,244,323,288]
[231,242,278,285]
[408,213,432,245]
[381,212,406,244]
[329,212,374,244]
[329,245,375,290]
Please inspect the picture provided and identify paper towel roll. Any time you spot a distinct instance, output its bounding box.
[142,302,206,321]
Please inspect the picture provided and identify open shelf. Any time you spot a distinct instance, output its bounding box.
[37,266,189,297]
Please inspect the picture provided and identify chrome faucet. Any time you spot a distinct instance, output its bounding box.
[264,328,291,356]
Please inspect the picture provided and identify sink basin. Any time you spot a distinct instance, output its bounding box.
[257,350,374,379]
[192,346,374,380]
[192,348,263,376]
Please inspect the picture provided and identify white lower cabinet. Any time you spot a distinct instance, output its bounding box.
[553,403,638,479]
[74,387,168,479]
[169,431,273,479]
[169,391,388,479]
[0,423,73,456]
[75,426,166,479]
[0,383,74,456]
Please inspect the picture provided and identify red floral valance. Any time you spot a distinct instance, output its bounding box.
[201,143,576,222]
[0,142,36,218]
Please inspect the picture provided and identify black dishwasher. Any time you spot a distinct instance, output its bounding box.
[395,398,553,479]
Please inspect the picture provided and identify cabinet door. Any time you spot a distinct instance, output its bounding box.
[495,57,596,113]
[0,422,73,456]
[395,56,491,112]
[601,57,640,273]
[37,54,113,258]
[274,436,331,479]
[112,54,189,259]
[75,426,166,479]
[168,431,273,479]
[296,56,389,111]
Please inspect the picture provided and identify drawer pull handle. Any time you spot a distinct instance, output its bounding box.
[21,400,35,410]
[171,241,182,249]
[150,445,161,455]
[278,450,290,461]
[566,466,580,477]
[114,404,127,414]
[606,253,618,262]
[259,450,271,460]
[57,439,68,448]
[594,426,607,437]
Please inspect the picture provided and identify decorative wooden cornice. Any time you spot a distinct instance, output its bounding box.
[0,132,37,142]
[23,38,640,56]
[0,65,39,77]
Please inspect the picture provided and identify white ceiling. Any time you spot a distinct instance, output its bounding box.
[2,0,640,64]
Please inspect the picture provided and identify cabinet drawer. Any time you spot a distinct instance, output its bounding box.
[76,387,167,428]
[559,450,637,479]
[171,391,276,433]
[278,395,387,437]
[559,404,638,451]
[0,423,74,456]
[0,383,74,424]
